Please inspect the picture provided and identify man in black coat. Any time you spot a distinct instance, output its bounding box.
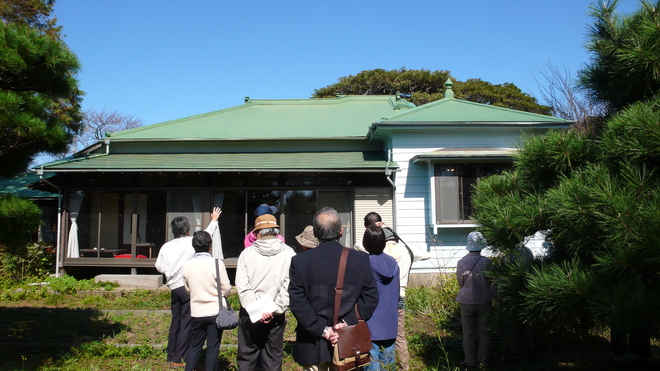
[288,207,379,370]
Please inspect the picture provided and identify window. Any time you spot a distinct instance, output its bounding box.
[434,163,510,224]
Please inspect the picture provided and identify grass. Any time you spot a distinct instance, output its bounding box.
[1,275,659,370]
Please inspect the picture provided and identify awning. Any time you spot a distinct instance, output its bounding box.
[39,151,398,172]
[411,147,516,162]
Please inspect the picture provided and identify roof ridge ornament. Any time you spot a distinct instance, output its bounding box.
[444,78,454,99]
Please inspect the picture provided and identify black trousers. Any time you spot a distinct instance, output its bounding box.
[237,307,286,371]
[186,315,224,371]
[167,286,191,363]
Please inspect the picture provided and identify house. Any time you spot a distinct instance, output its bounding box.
[31,80,572,280]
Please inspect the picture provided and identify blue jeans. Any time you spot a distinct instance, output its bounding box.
[364,339,396,371]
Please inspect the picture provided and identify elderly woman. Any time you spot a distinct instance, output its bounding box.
[235,214,296,370]
[456,231,493,369]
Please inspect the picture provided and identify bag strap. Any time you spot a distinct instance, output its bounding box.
[215,259,225,309]
[384,227,415,267]
[333,247,350,326]
[463,256,482,283]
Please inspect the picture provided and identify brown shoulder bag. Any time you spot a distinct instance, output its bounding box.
[332,247,371,371]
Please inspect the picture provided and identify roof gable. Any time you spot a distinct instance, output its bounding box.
[108,95,415,141]
[379,97,570,123]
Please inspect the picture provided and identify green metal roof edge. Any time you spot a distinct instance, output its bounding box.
[411,147,517,161]
[380,97,571,123]
[0,172,58,198]
[39,152,398,172]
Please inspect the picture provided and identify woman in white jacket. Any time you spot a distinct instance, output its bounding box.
[235,214,296,370]
[183,230,231,371]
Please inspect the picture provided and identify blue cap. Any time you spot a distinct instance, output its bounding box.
[254,204,277,217]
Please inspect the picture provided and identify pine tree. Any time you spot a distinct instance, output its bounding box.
[472,0,660,357]
[0,0,83,176]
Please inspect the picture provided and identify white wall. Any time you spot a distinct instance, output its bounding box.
[390,129,525,273]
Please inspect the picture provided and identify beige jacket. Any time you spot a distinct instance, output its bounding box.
[183,252,231,318]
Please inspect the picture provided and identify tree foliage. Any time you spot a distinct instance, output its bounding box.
[0,194,41,249]
[472,1,660,351]
[313,68,552,115]
[0,0,83,176]
[579,0,660,114]
[474,96,660,344]
[0,0,57,35]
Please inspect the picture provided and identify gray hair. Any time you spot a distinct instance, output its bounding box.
[258,227,281,237]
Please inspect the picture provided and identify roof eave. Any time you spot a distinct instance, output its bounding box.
[372,120,573,128]
[103,136,368,143]
[37,168,394,173]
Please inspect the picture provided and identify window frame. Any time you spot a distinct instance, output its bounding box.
[430,160,512,230]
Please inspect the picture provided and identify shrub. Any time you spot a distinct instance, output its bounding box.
[0,194,42,249]
[406,275,460,326]
[0,241,55,281]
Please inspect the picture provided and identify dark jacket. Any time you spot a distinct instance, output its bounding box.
[456,251,493,305]
[288,240,379,365]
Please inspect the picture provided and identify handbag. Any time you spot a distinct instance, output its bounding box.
[215,259,238,330]
[332,248,371,371]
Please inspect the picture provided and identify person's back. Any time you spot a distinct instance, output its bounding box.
[362,224,400,370]
[367,252,399,340]
[288,207,379,369]
[182,230,231,371]
[236,215,296,371]
[456,231,493,368]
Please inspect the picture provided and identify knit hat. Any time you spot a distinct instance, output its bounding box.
[295,225,319,249]
[466,231,487,251]
[253,214,279,231]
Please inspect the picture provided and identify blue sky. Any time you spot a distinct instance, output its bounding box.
[53,0,642,126]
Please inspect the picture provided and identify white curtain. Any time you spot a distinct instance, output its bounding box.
[67,191,84,258]
[211,193,224,259]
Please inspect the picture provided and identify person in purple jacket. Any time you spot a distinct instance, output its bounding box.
[362,224,400,371]
[456,231,493,369]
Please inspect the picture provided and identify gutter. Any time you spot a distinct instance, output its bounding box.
[36,166,62,278]
[368,126,396,189]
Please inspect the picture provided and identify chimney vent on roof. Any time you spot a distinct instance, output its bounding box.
[444,78,454,99]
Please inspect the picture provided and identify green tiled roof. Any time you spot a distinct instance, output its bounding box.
[380,97,571,124]
[0,173,57,198]
[108,95,414,141]
[41,152,397,172]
